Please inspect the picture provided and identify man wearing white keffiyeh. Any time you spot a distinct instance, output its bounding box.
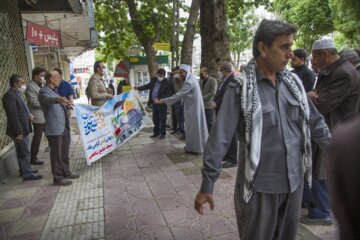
[194,19,331,240]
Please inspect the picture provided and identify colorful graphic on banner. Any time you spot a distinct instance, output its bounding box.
[75,90,150,165]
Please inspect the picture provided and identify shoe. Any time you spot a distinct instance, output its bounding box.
[23,174,43,181]
[170,130,177,134]
[65,173,80,179]
[222,162,237,168]
[44,146,51,152]
[300,215,333,226]
[31,160,44,165]
[179,134,185,140]
[19,169,38,177]
[54,179,72,186]
[159,135,165,139]
[150,134,159,138]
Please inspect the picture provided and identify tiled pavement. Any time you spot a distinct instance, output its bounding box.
[0,113,339,239]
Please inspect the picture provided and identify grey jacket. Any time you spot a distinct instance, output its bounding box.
[199,76,217,109]
[25,80,45,124]
[38,85,69,136]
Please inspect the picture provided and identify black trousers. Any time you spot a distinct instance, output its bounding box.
[152,104,167,136]
[31,123,45,161]
[47,129,71,183]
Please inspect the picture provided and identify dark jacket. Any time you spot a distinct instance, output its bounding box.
[291,64,315,92]
[137,77,172,106]
[213,73,235,113]
[2,88,32,138]
[314,58,360,129]
[312,58,360,179]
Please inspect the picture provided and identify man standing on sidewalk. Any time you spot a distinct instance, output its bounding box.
[171,66,185,139]
[211,62,238,168]
[135,69,172,139]
[39,70,80,186]
[199,67,217,132]
[3,74,42,181]
[301,39,360,225]
[88,61,113,106]
[194,19,331,240]
[25,66,46,165]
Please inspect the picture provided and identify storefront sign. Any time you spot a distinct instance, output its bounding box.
[26,22,62,48]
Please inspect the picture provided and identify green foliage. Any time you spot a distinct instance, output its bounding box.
[94,0,138,61]
[228,6,258,57]
[329,0,360,47]
[272,0,334,53]
[94,0,175,62]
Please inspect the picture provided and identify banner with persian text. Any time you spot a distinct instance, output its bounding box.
[75,90,150,165]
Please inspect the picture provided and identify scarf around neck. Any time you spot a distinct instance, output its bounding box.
[237,59,312,203]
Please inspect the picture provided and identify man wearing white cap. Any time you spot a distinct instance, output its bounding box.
[301,38,360,226]
[154,64,208,153]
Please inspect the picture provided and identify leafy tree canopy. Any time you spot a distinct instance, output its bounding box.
[94,0,177,62]
[272,0,334,53]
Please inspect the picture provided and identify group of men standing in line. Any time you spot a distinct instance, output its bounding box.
[2,67,80,186]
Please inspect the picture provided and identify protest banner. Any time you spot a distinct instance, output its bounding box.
[75,90,150,165]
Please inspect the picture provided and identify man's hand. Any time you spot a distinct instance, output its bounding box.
[57,97,70,106]
[16,134,24,142]
[307,91,319,101]
[210,102,217,110]
[106,87,113,94]
[194,192,214,215]
[29,114,34,123]
[106,94,113,99]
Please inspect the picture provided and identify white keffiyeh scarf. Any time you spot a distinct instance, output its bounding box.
[237,59,312,203]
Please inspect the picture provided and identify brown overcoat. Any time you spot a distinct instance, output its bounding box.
[312,58,360,179]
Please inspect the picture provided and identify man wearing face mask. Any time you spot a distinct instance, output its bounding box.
[2,74,42,181]
[211,63,238,168]
[171,66,185,139]
[199,67,217,132]
[88,61,113,106]
[25,66,47,165]
[38,70,80,186]
[134,69,172,139]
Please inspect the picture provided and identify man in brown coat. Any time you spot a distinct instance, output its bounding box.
[301,38,360,225]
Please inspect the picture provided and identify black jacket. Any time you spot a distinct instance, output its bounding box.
[291,64,315,92]
[2,88,32,138]
[137,77,172,106]
[213,73,236,113]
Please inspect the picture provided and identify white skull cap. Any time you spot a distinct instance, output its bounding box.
[312,38,336,51]
[179,64,191,73]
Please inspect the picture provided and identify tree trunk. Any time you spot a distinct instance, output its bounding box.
[125,0,159,77]
[199,0,231,78]
[180,0,200,66]
[143,41,158,78]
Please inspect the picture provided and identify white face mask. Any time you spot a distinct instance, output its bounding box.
[218,71,224,80]
[20,85,27,93]
[158,77,164,82]
[174,73,180,79]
